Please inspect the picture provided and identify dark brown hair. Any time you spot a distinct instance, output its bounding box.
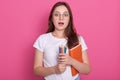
[47,1,79,49]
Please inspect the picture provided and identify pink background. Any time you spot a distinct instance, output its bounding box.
[0,0,120,80]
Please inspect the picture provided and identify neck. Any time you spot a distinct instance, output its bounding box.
[52,30,65,38]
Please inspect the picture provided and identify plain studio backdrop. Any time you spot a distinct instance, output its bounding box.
[0,0,120,80]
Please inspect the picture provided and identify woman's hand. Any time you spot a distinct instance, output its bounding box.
[54,53,74,74]
[57,53,73,65]
[54,63,66,74]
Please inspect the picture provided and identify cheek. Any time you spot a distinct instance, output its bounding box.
[52,18,58,25]
[65,19,70,25]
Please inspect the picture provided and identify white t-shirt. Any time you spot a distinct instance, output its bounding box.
[33,32,88,80]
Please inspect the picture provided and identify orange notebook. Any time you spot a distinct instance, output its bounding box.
[69,44,83,76]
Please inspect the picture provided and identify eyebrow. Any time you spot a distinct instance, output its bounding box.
[54,11,69,13]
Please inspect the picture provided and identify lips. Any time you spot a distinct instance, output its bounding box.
[58,22,64,26]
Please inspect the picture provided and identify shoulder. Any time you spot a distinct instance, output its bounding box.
[77,35,84,43]
[37,33,51,40]
[33,33,51,51]
[77,34,88,51]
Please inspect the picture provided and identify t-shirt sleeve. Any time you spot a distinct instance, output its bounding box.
[33,35,44,52]
[78,36,88,51]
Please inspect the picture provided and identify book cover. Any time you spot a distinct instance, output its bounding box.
[69,44,83,76]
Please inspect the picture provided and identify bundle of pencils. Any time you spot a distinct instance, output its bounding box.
[59,45,67,53]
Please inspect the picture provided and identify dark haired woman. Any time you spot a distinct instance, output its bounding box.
[33,1,90,80]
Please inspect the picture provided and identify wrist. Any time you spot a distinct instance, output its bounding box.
[70,58,75,66]
[53,65,57,74]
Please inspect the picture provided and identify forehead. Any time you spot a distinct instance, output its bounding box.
[53,5,69,13]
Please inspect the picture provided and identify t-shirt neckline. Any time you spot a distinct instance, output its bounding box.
[49,32,66,40]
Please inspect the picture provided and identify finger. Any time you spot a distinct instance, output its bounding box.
[59,59,65,62]
[59,58,65,62]
[58,56,66,60]
[59,62,66,65]
[59,53,66,56]
[58,57,66,62]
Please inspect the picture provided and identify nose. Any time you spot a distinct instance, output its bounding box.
[59,14,64,20]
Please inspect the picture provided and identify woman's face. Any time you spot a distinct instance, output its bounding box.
[52,5,70,31]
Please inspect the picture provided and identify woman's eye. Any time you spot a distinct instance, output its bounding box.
[64,14,69,17]
[54,14,59,16]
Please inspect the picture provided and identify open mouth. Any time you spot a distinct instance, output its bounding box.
[58,22,64,26]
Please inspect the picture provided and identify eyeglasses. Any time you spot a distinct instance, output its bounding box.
[53,13,69,18]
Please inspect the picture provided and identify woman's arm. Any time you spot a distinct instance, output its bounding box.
[71,50,91,74]
[34,49,66,77]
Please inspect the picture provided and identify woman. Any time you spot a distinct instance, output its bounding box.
[33,1,90,80]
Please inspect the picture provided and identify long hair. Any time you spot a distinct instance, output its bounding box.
[47,2,79,49]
